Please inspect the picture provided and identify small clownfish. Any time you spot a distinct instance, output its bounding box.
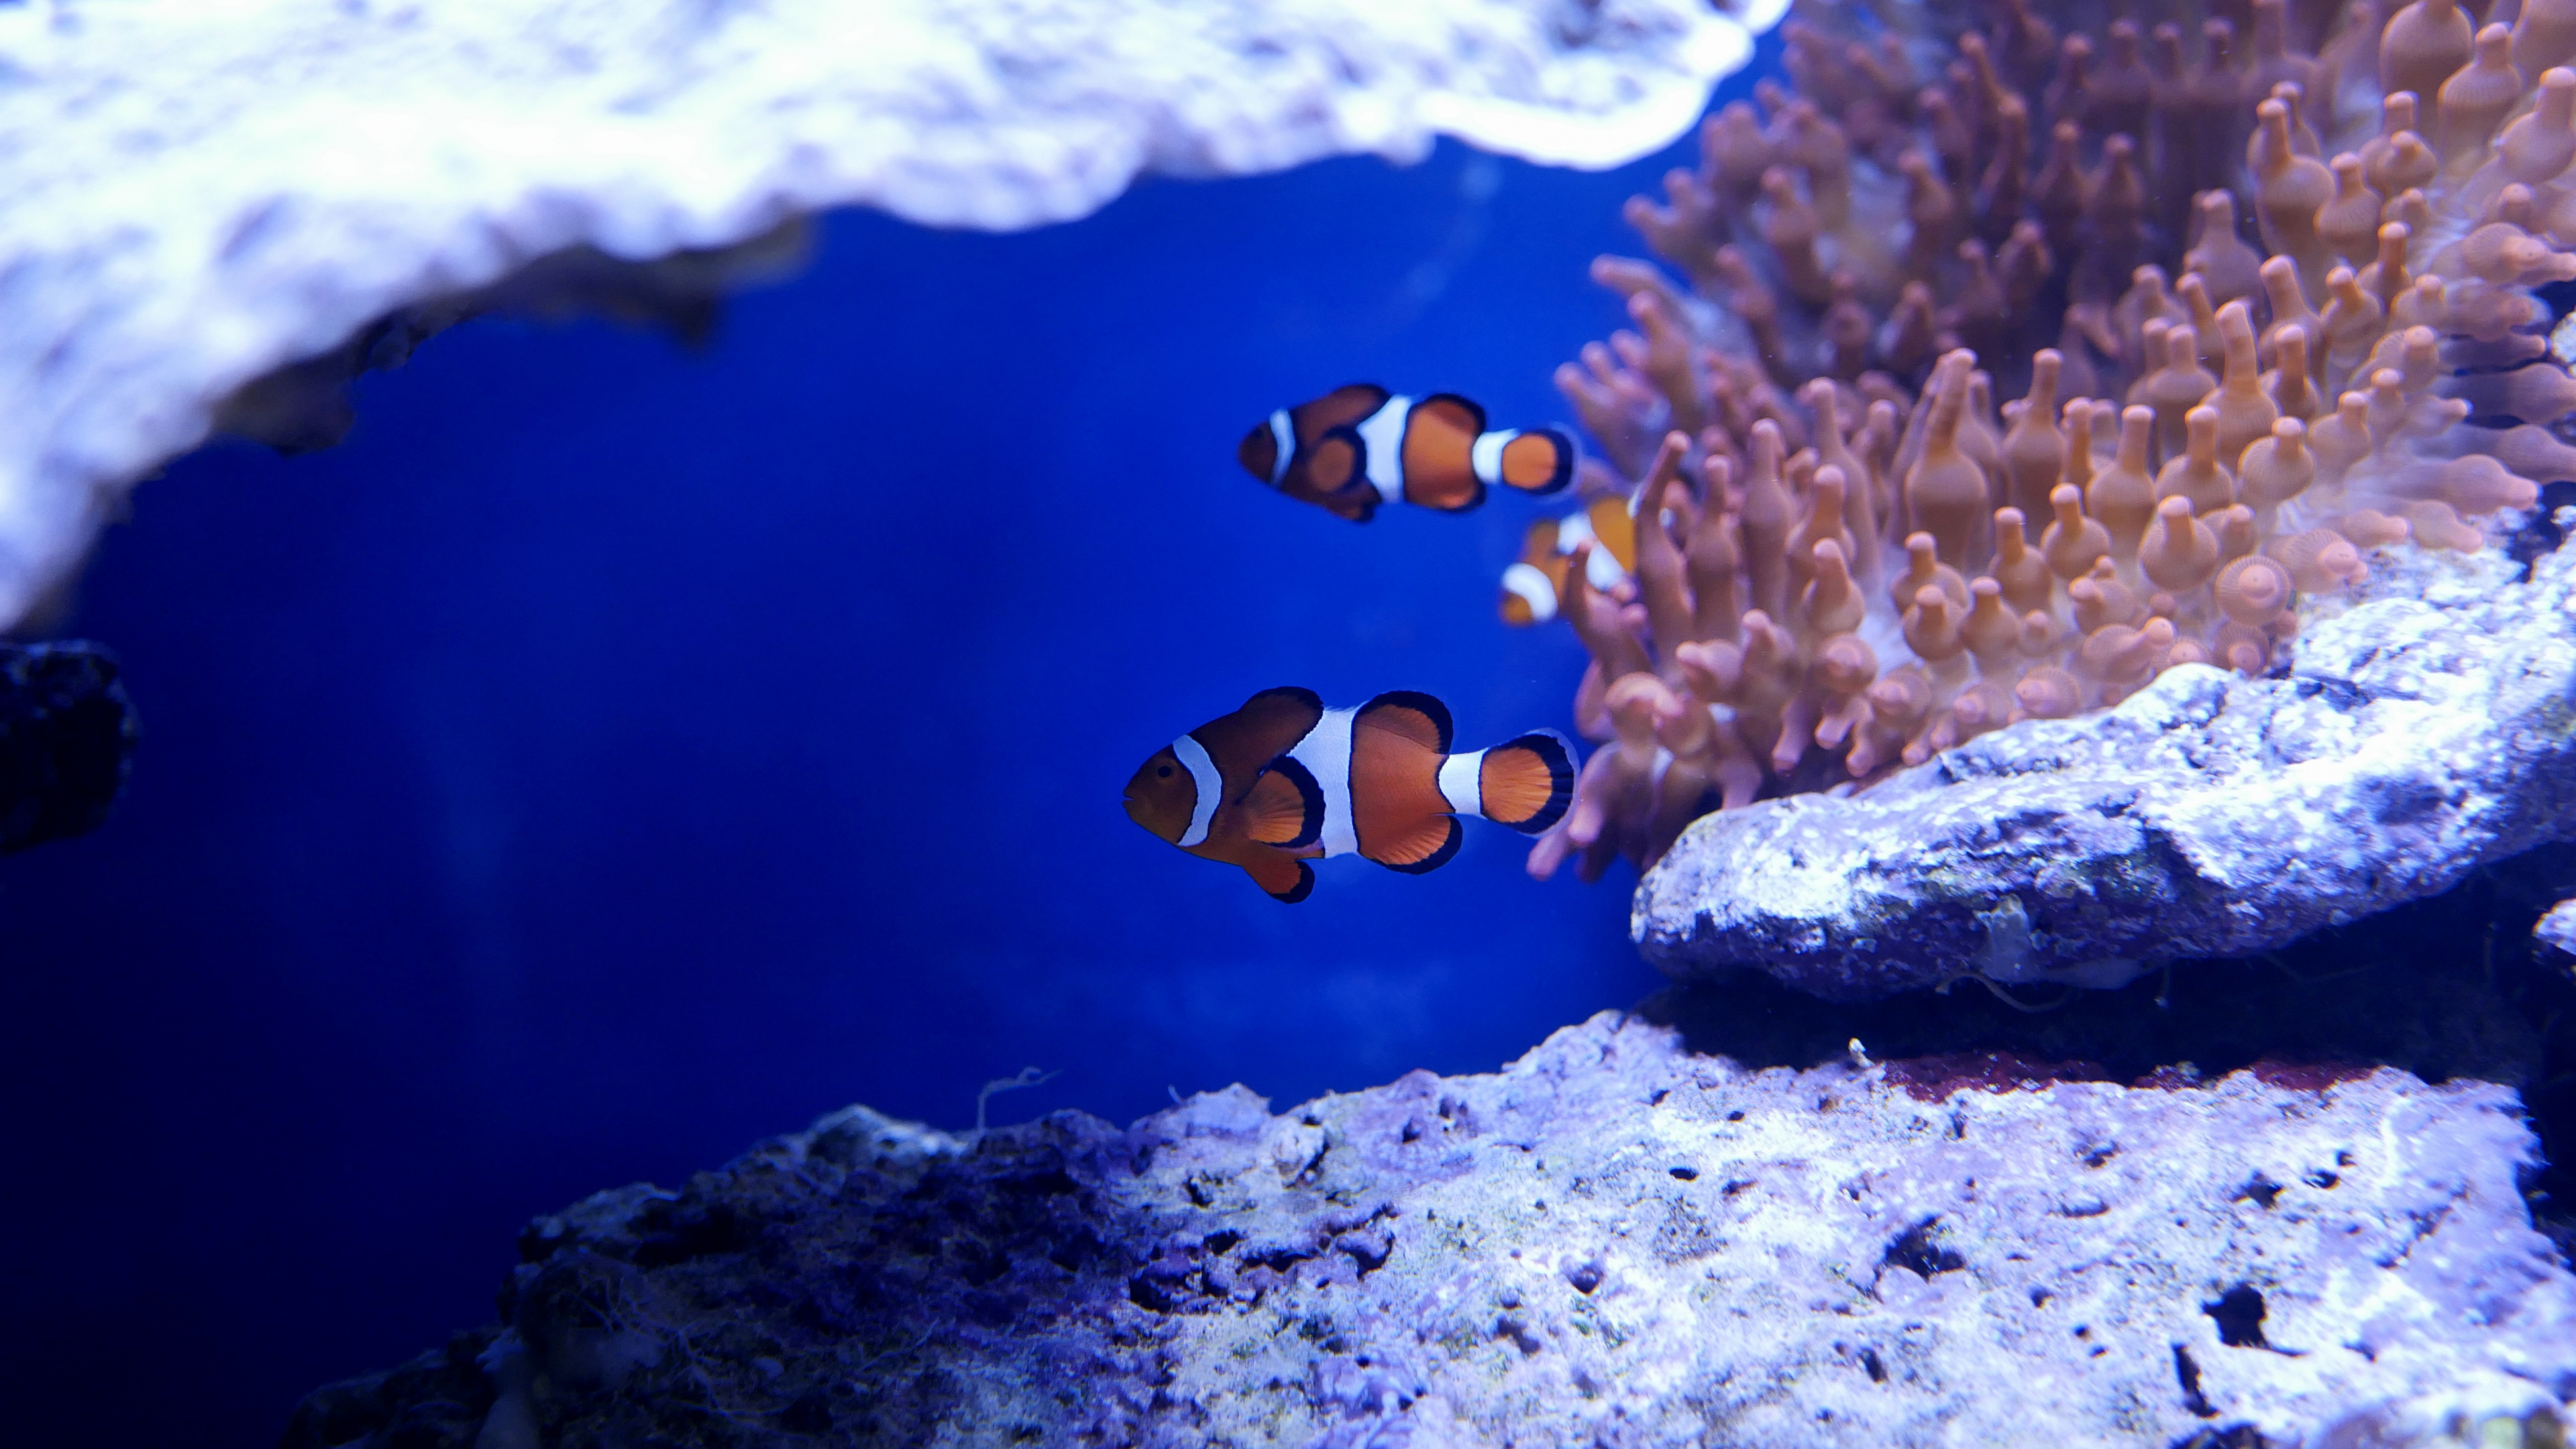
[1499,496,1638,626]
[1124,686,1576,902]
[1237,384,1576,523]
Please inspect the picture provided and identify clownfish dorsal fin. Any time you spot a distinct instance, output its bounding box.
[1472,731,1576,834]
[1240,759,1322,849]
[1365,816,1463,873]
[1243,856,1316,903]
[1289,384,1391,439]
[1354,690,1454,754]
[1399,394,1489,513]
[1193,687,1324,786]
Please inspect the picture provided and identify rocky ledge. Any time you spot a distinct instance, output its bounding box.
[0,0,1772,630]
[289,1012,2574,1448]
[1637,527,2576,1004]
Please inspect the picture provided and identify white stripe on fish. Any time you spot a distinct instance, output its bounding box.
[1354,396,1414,504]
[1173,733,1223,848]
[1286,706,1360,857]
[1437,749,1486,817]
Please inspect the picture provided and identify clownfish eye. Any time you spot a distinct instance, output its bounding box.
[1157,765,1174,778]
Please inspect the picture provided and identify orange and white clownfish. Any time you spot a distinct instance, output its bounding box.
[1499,495,1638,625]
[1123,686,1576,902]
[1236,384,1576,523]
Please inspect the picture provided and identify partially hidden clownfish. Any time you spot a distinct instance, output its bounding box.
[1499,495,1638,626]
[1124,686,1576,902]
[1238,385,1576,523]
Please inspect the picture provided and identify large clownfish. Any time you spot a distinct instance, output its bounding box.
[1237,385,1576,523]
[1499,495,1639,626]
[1124,686,1575,902]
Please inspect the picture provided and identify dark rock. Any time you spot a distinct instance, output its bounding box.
[0,640,136,852]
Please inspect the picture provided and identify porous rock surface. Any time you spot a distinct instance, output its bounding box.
[1638,533,2576,1002]
[289,1012,2576,1448]
[0,0,1776,632]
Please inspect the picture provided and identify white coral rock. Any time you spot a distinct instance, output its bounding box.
[0,0,1777,627]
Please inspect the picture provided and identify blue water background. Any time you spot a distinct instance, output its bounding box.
[0,52,1775,1446]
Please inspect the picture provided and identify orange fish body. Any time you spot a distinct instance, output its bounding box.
[1237,385,1576,523]
[1124,687,1576,901]
[1499,495,1638,625]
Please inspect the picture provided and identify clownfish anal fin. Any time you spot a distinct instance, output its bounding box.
[1241,759,1323,849]
[1367,816,1463,874]
[1356,690,1454,755]
[1480,731,1577,834]
[1400,394,1486,513]
[1244,857,1316,903]
[1499,428,1577,495]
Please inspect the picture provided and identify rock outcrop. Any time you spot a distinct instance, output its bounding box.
[286,1013,2576,1448]
[1638,529,2576,1002]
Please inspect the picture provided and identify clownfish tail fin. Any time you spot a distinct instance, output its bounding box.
[1465,730,1576,834]
[1477,427,1577,496]
[1242,758,1324,849]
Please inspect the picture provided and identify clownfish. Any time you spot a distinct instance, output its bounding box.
[1499,496,1638,626]
[1237,385,1576,523]
[1124,686,1576,902]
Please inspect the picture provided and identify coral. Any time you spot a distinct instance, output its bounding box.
[0,0,1774,633]
[1521,0,2572,884]
[285,1012,2576,1447]
[0,640,136,853]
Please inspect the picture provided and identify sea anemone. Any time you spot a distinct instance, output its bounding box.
[1520,0,2571,883]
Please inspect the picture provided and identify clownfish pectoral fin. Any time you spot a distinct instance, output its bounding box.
[1398,394,1487,513]
[1470,731,1577,835]
[1301,429,1380,523]
[1240,759,1323,849]
[1364,815,1463,874]
[1477,427,1577,496]
[1244,856,1316,903]
[1354,690,1454,755]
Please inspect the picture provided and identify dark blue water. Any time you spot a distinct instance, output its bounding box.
[0,68,1765,1445]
